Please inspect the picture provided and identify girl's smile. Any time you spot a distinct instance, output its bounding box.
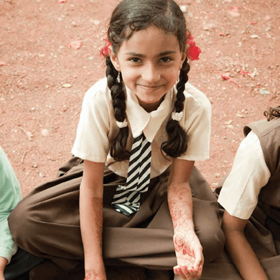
[110,26,186,112]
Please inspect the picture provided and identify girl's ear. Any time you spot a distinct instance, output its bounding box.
[110,52,121,71]
[180,52,187,69]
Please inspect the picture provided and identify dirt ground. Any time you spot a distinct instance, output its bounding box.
[1,0,279,195]
[0,0,280,276]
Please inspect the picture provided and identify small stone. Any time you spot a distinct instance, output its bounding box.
[225,120,233,125]
[41,129,49,137]
[180,5,187,13]
[62,83,72,88]
[259,88,270,95]
[250,34,260,39]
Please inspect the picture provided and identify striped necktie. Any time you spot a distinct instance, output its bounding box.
[111,133,152,216]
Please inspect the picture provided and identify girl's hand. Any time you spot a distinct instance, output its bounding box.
[173,230,204,280]
[84,268,107,280]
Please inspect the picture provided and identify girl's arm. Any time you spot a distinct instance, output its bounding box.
[222,211,269,280]
[80,160,107,280]
[168,159,203,280]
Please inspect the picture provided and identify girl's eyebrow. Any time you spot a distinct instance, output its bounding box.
[125,51,177,57]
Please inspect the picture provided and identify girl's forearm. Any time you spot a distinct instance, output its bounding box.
[224,229,269,280]
[168,182,194,233]
[80,182,105,276]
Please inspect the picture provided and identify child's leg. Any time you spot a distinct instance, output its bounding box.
[190,166,225,263]
[4,247,43,280]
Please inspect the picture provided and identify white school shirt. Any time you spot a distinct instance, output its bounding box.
[71,77,211,179]
[218,131,271,220]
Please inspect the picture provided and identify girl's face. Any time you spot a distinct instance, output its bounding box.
[110,26,187,112]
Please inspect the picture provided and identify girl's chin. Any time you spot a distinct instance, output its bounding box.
[137,97,165,112]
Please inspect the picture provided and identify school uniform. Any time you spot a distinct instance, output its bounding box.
[8,78,224,279]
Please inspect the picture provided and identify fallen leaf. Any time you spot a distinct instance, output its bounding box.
[239,69,249,76]
[221,73,230,80]
[69,40,82,49]
[0,61,6,66]
[219,33,230,37]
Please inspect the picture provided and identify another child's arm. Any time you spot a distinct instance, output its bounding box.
[0,147,21,278]
[168,159,203,280]
[79,160,106,280]
[218,130,271,280]
[222,211,269,280]
[0,257,7,280]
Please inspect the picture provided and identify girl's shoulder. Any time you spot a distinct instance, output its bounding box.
[82,77,112,108]
[84,77,109,100]
[184,83,211,108]
[181,83,211,118]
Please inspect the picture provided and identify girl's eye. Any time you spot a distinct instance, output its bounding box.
[160,57,172,63]
[129,57,141,63]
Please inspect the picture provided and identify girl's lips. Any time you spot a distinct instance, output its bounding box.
[137,84,163,88]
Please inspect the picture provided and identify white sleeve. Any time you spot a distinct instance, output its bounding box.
[178,84,212,161]
[218,131,270,220]
[71,87,111,162]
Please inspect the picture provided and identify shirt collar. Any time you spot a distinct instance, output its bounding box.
[125,86,174,142]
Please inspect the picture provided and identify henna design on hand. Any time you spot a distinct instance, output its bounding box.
[174,232,195,257]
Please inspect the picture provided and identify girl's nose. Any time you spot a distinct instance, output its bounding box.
[142,63,160,83]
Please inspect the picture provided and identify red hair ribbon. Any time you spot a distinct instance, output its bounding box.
[186,32,201,61]
[100,37,111,57]
[99,34,201,60]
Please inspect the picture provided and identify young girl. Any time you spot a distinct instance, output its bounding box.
[218,106,280,280]
[9,1,224,279]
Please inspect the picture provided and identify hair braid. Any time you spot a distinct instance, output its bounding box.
[161,59,190,158]
[105,56,130,161]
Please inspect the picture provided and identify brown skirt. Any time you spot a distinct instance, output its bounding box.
[8,157,224,274]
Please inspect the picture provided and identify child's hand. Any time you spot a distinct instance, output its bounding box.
[173,230,204,279]
[84,268,107,280]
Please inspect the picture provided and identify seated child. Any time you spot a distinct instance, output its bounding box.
[218,105,280,280]
[0,146,43,280]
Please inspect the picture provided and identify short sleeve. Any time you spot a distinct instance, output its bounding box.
[178,84,211,161]
[71,83,111,162]
[218,131,271,219]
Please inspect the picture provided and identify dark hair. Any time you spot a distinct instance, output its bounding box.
[264,106,280,121]
[104,0,190,161]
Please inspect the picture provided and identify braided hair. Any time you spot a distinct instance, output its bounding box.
[103,0,190,161]
[264,106,280,121]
